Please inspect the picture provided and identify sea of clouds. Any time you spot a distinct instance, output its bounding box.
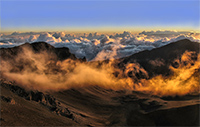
[0,30,199,61]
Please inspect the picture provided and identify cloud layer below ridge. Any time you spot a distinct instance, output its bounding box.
[0,30,199,61]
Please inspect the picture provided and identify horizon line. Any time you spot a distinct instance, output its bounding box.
[1,28,199,34]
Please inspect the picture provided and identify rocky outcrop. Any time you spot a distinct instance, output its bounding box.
[0,79,74,120]
[1,96,15,104]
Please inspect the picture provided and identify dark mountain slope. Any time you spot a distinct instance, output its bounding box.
[118,39,200,77]
[0,42,77,61]
[122,39,199,62]
[0,42,81,74]
[0,79,78,126]
[1,78,199,126]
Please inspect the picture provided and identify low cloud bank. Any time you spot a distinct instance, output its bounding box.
[1,44,199,97]
[1,31,199,61]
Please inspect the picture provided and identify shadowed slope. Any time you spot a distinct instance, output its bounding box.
[0,42,77,61]
[118,39,200,77]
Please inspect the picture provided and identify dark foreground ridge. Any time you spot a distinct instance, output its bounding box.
[1,79,199,126]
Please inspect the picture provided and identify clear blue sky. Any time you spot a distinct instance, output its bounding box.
[1,0,199,32]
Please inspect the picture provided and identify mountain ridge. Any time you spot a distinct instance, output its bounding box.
[0,41,77,61]
[117,39,199,77]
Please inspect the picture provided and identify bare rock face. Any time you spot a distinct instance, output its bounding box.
[1,96,15,104]
[8,85,30,99]
[53,107,73,119]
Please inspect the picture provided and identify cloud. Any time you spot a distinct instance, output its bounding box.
[136,51,200,96]
[139,30,190,36]
[1,46,199,97]
[0,47,132,91]
[0,42,21,48]
[52,32,66,39]
[0,31,199,60]
[28,35,37,42]
[37,33,62,43]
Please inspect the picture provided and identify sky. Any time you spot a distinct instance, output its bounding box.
[1,0,199,33]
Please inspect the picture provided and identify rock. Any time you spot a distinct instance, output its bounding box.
[0,118,5,122]
[1,96,15,104]
[30,91,44,102]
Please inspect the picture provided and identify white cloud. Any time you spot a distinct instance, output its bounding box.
[0,31,199,60]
